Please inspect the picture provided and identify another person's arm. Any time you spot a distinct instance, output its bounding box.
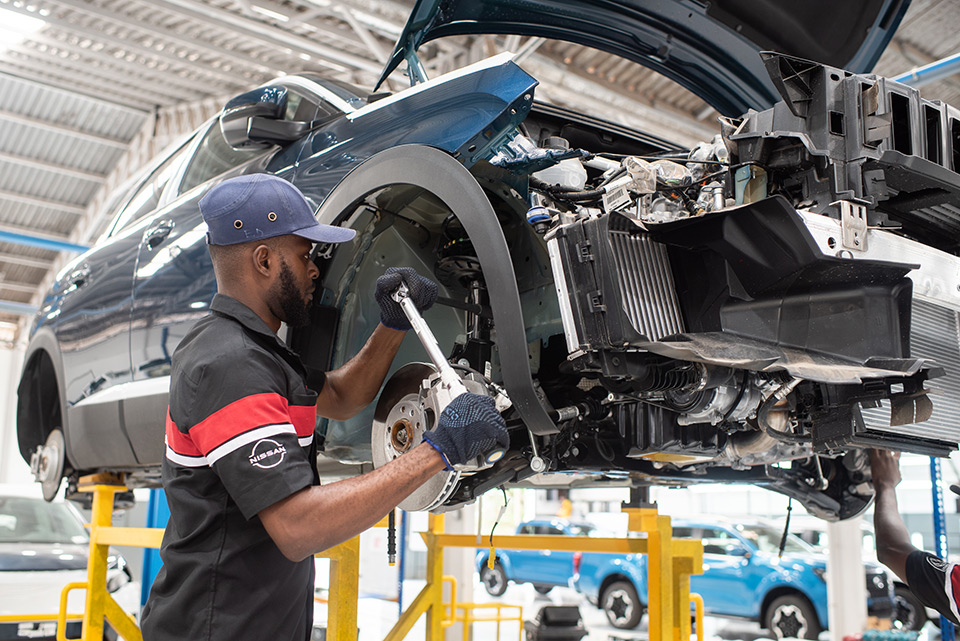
[870,448,918,581]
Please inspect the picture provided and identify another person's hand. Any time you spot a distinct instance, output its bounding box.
[423,394,509,469]
[375,267,438,330]
[870,448,902,492]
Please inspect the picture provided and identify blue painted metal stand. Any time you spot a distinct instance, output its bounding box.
[141,488,170,606]
[398,510,408,618]
[930,457,955,641]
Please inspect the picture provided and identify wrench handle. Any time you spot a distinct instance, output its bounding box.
[398,295,467,396]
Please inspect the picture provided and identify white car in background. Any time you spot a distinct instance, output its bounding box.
[0,485,140,641]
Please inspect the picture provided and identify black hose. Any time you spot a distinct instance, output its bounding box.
[757,393,808,444]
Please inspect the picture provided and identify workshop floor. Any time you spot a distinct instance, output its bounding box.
[317,580,944,641]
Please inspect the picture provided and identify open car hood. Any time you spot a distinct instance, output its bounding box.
[377,0,910,116]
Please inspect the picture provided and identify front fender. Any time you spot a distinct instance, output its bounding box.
[314,144,557,436]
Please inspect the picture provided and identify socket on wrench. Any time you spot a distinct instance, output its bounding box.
[391,282,505,464]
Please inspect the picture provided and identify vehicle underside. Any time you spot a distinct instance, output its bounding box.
[302,54,960,521]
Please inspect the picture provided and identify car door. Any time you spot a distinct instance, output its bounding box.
[505,523,548,584]
[126,120,269,464]
[55,146,190,471]
[690,526,754,617]
[534,524,577,586]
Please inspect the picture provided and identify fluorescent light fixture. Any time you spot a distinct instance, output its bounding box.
[250,5,289,22]
[0,7,45,52]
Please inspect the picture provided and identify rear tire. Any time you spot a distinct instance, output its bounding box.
[601,580,643,629]
[765,594,821,640]
[481,561,508,597]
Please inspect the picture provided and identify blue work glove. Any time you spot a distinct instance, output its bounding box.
[422,394,509,470]
[375,267,438,330]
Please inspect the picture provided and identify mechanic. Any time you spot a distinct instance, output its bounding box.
[140,174,509,641]
[870,448,960,624]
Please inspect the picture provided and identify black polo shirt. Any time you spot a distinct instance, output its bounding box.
[904,550,960,624]
[141,294,323,641]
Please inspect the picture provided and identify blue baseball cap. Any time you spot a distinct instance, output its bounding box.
[199,174,356,246]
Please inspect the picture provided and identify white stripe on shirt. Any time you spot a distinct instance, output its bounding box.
[205,423,296,465]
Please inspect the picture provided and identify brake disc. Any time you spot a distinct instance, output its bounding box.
[371,363,460,512]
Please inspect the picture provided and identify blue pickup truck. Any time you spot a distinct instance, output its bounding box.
[475,519,597,596]
[574,518,895,637]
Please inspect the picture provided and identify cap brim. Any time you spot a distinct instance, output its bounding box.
[293,223,357,244]
[950,484,960,497]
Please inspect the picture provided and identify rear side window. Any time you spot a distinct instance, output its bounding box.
[178,121,264,195]
[108,142,192,236]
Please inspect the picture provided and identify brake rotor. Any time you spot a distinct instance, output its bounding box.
[37,429,65,501]
[372,363,460,512]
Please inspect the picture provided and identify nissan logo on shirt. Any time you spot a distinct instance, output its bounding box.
[249,439,286,468]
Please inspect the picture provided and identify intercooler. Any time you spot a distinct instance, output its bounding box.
[547,214,685,354]
[862,299,960,445]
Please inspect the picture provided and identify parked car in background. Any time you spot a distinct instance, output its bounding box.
[0,485,139,641]
[573,518,894,637]
[17,0,960,522]
[790,517,932,631]
[475,519,598,596]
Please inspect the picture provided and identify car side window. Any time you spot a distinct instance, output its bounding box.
[518,525,536,535]
[701,527,738,555]
[178,120,266,195]
[539,526,564,536]
[108,142,192,236]
[673,527,696,539]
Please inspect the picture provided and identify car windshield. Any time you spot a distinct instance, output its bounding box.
[736,524,812,555]
[0,497,89,544]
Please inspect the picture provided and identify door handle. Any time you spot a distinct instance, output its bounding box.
[68,265,91,287]
[144,220,175,250]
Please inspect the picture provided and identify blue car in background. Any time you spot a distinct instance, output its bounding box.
[476,520,597,596]
[573,519,894,637]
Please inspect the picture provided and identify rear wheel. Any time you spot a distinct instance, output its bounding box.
[893,584,927,631]
[481,561,508,597]
[765,594,821,640]
[601,580,643,629]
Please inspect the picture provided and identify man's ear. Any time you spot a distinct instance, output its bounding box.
[252,244,272,277]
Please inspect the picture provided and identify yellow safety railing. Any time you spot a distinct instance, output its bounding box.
[690,592,705,641]
[384,506,704,641]
[453,602,523,641]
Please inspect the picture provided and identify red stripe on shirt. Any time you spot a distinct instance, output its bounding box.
[949,564,960,614]
[188,392,293,456]
[166,409,202,457]
[288,404,316,438]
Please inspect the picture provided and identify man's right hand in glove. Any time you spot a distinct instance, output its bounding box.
[422,394,509,469]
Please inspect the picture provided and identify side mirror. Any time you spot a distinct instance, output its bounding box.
[727,545,752,559]
[221,86,313,150]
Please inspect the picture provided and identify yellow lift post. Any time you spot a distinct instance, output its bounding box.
[385,504,704,641]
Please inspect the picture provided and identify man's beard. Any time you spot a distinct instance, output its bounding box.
[270,259,312,328]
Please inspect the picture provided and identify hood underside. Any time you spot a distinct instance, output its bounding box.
[379,0,910,116]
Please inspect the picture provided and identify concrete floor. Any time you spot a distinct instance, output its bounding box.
[316,579,945,641]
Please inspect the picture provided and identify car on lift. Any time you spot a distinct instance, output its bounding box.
[573,518,895,637]
[475,519,599,596]
[16,0,960,520]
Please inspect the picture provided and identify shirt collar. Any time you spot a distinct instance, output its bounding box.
[210,293,293,354]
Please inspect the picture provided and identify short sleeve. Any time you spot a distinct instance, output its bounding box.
[905,550,960,624]
[180,349,316,519]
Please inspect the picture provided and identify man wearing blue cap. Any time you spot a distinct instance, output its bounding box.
[141,174,508,641]
[871,449,960,625]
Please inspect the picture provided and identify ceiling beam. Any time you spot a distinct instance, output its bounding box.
[0,223,90,253]
[0,253,54,270]
[13,0,268,86]
[0,299,38,317]
[0,109,134,150]
[154,0,383,74]
[21,31,235,99]
[0,151,106,184]
[0,281,43,295]
[0,189,87,216]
